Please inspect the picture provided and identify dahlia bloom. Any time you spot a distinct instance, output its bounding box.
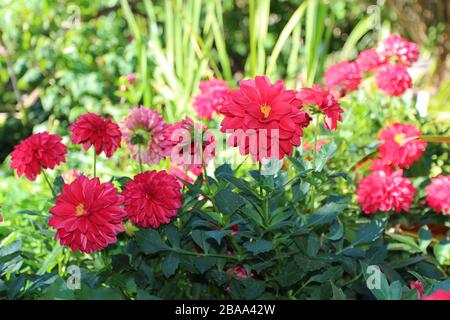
[226,265,249,280]
[368,158,394,174]
[48,176,126,253]
[193,79,229,120]
[356,49,385,73]
[423,290,450,300]
[71,113,122,158]
[378,34,419,66]
[425,175,450,214]
[10,132,67,181]
[220,76,311,160]
[323,61,361,95]
[296,84,344,130]
[356,170,416,214]
[122,170,182,229]
[376,63,412,96]
[121,107,168,165]
[162,116,215,172]
[377,123,426,168]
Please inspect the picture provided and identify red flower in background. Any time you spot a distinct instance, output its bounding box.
[122,170,182,229]
[356,170,415,214]
[169,164,202,188]
[302,139,328,153]
[296,84,344,130]
[71,113,122,158]
[356,49,386,73]
[323,61,361,95]
[48,176,126,253]
[425,175,450,214]
[193,79,229,120]
[162,116,216,173]
[10,132,67,181]
[377,123,426,168]
[220,76,310,160]
[422,290,450,300]
[0,214,3,223]
[375,64,412,96]
[378,34,419,66]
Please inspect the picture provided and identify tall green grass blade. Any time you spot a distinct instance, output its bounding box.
[266,1,308,77]
[340,13,378,60]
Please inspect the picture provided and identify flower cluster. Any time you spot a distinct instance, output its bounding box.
[356,122,427,214]
[10,109,193,253]
[324,34,418,97]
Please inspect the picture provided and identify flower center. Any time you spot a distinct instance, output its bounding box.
[75,203,85,217]
[394,133,406,145]
[131,127,150,146]
[260,104,271,118]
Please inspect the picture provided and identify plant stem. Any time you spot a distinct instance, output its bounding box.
[93,150,97,178]
[137,144,143,173]
[41,168,56,198]
[171,248,239,261]
[310,113,320,213]
[258,161,270,226]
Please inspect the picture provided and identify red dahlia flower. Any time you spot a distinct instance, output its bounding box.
[49,176,126,253]
[0,214,3,223]
[422,290,450,300]
[10,132,67,181]
[377,34,419,66]
[410,280,424,299]
[377,123,426,168]
[323,61,361,95]
[356,49,386,73]
[368,158,394,174]
[356,170,415,214]
[219,76,311,160]
[193,79,229,120]
[162,116,216,172]
[425,175,450,214]
[71,113,122,158]
[296,84,344,130]
[122,170,182,228]
[375,63,412,96]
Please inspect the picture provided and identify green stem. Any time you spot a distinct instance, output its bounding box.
[171,248,239,261]
[310,114,320,213]
[93,150,97,178]
[137,144,143,173]
[41,168,56,198]
[258,162,270,226]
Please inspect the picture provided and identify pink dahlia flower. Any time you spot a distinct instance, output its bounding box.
[378,34,419,66]
[121,107,168,165]
[377,123,426,168]
[423,290,450,300]
[162,116,216,172]
[376,63,412,96]
[356,49,386,73]
[368,158,394,174]
[356,170,415,214]
[193,79,229,120]
[425,175,450,214]
[323,61,361,95]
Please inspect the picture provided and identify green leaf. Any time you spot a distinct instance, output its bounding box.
[433,242,450,265]
[244,240,273,255]
[418,226,432,252]
[307,233,320,257]
[306,202,346,227]
[214,188,245,215]
[16,210,44,217]
[0,240,22,258]
[206,230,231,245]
[191,230,211,253]
[316,142,337,171]
[331,281,346,300]
[352,217,388,246]
[165,224,180,248]
[135,229,169,255]
[162,253,180,278]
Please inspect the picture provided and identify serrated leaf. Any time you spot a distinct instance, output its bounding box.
[214,189,245,215]
[191,230,211,253]
[206,230,231,245]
